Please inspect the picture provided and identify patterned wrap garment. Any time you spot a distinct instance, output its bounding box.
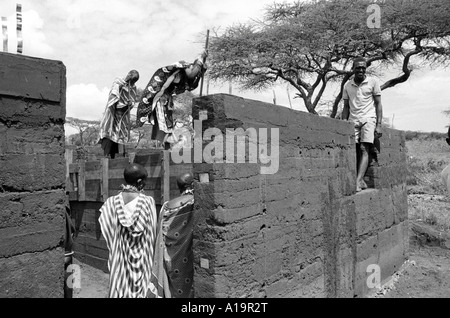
[136,60,204,139]
[149,194,195,298]
[98,193,157,298]
[99,77,138,144]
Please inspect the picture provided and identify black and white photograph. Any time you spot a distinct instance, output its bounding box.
[0,0,449,303]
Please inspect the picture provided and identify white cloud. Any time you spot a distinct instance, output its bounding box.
[382,69,450,132]
[3,9,53,57]
[66,83,110,121]
[1,0,448,135]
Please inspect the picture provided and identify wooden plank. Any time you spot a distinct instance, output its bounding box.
[73,251,108,273]
[84,170,102,181]
[161,150,170,204]
[103,165,161,179]
[85,180,101,202]
[69,163,80,173]
[108,157,131,170]
[65,148,74,190]
[78,161,86,201]
[169,164,193,176]
[134,153,162,167]
[68,191,78,202]
[73,241,109,260]
[101,158,109,202]
[85,161,102,172]
[108,178,129,191]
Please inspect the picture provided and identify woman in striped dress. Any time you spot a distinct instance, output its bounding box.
[98,163,158,298]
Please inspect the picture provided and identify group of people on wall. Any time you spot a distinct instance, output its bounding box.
[83,55,406,298]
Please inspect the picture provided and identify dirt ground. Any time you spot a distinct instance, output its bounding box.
[377,194,450,298]
[378,244,450,298]
[72,258,109,298]
[73,194,450,299]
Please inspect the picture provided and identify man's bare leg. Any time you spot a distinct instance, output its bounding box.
[356,143,370,192]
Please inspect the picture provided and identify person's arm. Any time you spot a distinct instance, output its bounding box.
[374,95,383,138]
[341,84,350,120]
[151,71,179,109]
[342,99,350,121]
[185,51,208,90]
[106,78,123,108]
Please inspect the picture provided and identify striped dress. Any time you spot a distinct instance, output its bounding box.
[98,193,157,298]
[99,77,137,144]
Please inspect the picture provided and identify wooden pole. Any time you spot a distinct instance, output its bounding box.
[101,158,109,202]
[78,161,86,201]
[65,148,74,191]
[2,17,7,52]
[287,86,293,109]
[199,29,210,97]
[161,150,170,204]
[16,4,22,54]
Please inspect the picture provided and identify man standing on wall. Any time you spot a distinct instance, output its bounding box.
[98,70,140,159]
[342,57,383,192]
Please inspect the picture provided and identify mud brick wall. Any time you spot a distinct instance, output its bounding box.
[0,53,67,298]
[191,94,408,298]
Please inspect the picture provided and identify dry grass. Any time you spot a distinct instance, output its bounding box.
[406,138,450,195]
[406,137,450,231]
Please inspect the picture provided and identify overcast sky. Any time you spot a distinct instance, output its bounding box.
[1,0,449,135]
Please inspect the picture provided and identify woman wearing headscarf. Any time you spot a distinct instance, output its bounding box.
[135,51,207,149]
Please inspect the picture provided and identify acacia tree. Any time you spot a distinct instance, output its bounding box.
[207,0,450,117]
[66,117,100,146]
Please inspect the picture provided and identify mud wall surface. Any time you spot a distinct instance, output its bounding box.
[191,94,408,298]
[0,53,67,298]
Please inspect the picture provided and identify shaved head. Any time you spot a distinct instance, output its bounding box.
[124,163,148,186]
[125,70,140,85]
[177,172,194,193]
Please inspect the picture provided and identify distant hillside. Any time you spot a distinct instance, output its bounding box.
[403,130,447,141]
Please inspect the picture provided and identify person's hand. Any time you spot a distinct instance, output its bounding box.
[200,50,208,61]
[375,125,382,138]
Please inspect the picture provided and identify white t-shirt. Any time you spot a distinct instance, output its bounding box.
[343,76,381,121]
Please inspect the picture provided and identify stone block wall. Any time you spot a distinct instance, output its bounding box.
[0,53,67,298]
[191,94,408,298]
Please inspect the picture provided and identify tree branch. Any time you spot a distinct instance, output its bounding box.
[381,39,423,90]
[313,77,328,108]
[331,73,352,118]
